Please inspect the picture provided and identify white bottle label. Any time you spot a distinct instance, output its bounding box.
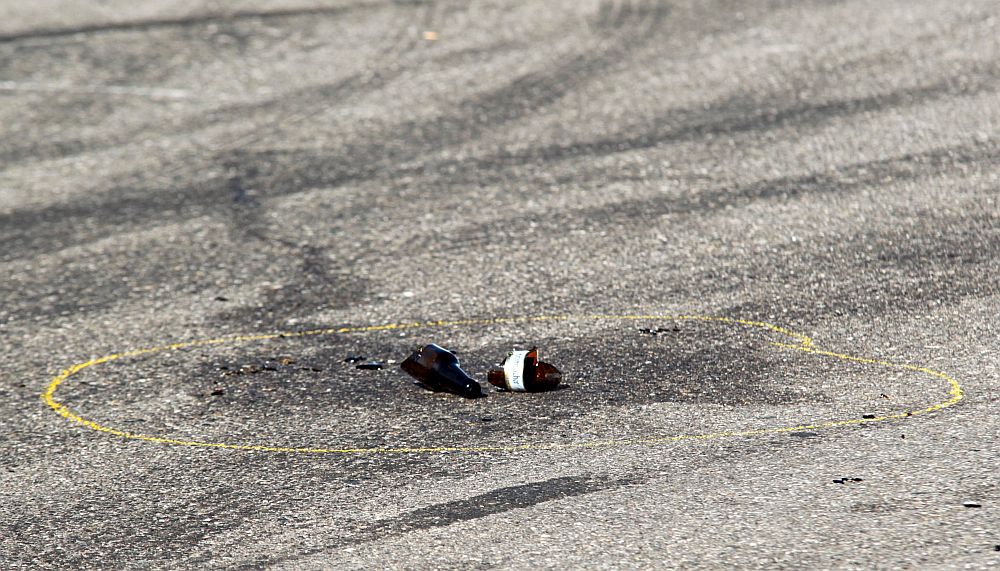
[503,350,529,392]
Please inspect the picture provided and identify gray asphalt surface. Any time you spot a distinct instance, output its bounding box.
[2,0,999,568]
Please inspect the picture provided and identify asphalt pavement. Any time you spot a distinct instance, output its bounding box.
[2,0,999,568]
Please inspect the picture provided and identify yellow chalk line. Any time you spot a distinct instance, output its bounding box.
[41,314,963,454]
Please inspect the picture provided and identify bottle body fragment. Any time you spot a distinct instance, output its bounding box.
[400,344,483,398]
[487,347,561,392]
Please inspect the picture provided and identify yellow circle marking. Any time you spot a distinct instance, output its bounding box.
[41,314,964,454]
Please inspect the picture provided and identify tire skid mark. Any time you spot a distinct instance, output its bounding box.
[0,2,383,44]
[0,138,993,327]
[213,1,457,321]
[480,60,1000,166]
[0,2,669,264]
[0,1,436,167]
[213,0,448,153]
[423,138,1000,256]
[4,0,990,269]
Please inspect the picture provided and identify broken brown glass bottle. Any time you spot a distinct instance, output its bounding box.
[400,344,484,398]
[487,347,562,392]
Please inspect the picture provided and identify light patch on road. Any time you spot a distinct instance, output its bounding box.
[0,79,195,100]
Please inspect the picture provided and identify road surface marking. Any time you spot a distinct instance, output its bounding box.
[41,314,963,454]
